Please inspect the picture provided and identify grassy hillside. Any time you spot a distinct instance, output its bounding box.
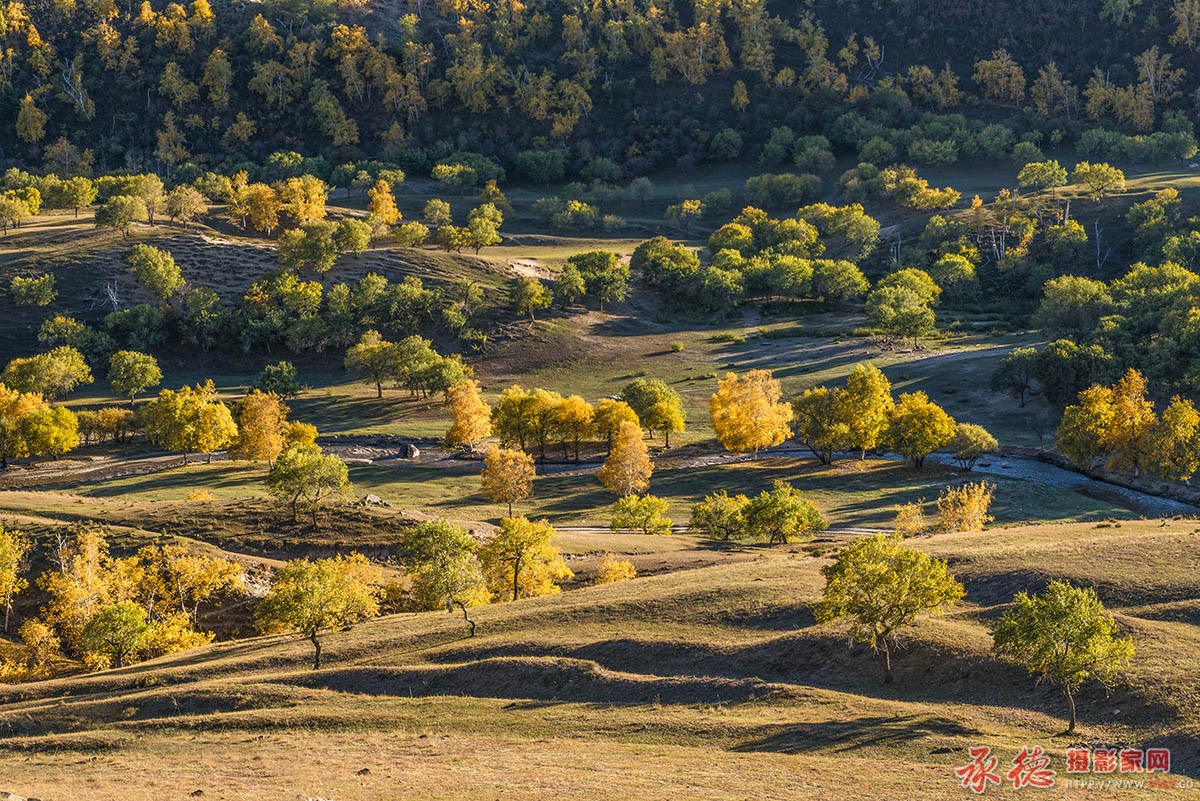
[0,520,1196,799]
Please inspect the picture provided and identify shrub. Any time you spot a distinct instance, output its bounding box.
[937,481,994,532]
[594,552,637,584]
[10,274,56,306]
[893,502,927,536]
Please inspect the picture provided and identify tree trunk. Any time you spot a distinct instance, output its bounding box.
[1063,688,1076,734]
[453,597,476,637]
[878,634,893,683]
[310,631,322,669]
[512,556,522,602]
[507,501,513,517]
[376,381,382,398]
[3,602,9,633]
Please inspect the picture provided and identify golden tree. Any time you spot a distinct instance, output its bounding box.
[367,178,400,227]
[598,420,652,497]
[480,516,573,602]
[480,446,534,516]
[709,369,793,454]
[0,526,30,632]
[446,379,492,447]
[236,389,289,467]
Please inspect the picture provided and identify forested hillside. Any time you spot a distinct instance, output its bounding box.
[2,0,1200,177]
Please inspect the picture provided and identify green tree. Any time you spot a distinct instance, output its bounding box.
[127,244,186,302]
[512,276,552,326]
[108,351,163,406]
[866,286,936,348]
[991,347,1038,407]
[94,195,148,238]
[2,346,94,400]
[949,423,999,470]
[78,601,151,669]
[465,203,503,252]
[256,554,380,669]
[992,580,1135,734]
[792,385,850,465]
[816,534,964,683]
[688,490,750,540]
[743,480,827,544]
[610,494,673,535]
[1072,161,1126,201]
[399,520,488,636]
[333,218,372,258]
[622,378,685,446]
[1034,276,1112,334]
[1017,160,1068,193]
[266,443,351,525]
[344,330,398,398]
[257,361,300,398]
[61,177,98,217]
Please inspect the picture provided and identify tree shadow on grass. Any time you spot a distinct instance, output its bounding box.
[734,714,978,754]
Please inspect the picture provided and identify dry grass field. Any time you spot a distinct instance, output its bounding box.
[0,520,1197,799]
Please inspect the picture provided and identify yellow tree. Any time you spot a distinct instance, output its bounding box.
[479,516,573,602]
[1147,396,1200,481]
[446,380,492,447]
[39,528,113,650]
[0,384,80,466]
[367,178,400,227]
[553,394,594,460]
[593,398,639,453]
[887,391,957,469]
[843,363,894,459]
[236,390,289,468]
[279,175,328,226]
[244,183,281,234]
[480,446,534,516]
[598,420,652,496]
[256,553,380,669]
[141,381,238,464]
[710,370,793,454]
[0,526,30,632]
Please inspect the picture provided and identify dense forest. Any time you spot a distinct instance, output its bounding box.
[3,0,1200,177]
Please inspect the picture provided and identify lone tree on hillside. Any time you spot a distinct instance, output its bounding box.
[815,534,965,683]
[480,516,573,602]
[256,554,380,669]
[400,520,488,636]
[991,580,1134,734]
[266,443,350,525]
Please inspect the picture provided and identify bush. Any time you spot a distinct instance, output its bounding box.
[594,552,637,584]
[743,173,820,209]
[937,481,994,532]
[893,502,927,536]
[10,274,56,306]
